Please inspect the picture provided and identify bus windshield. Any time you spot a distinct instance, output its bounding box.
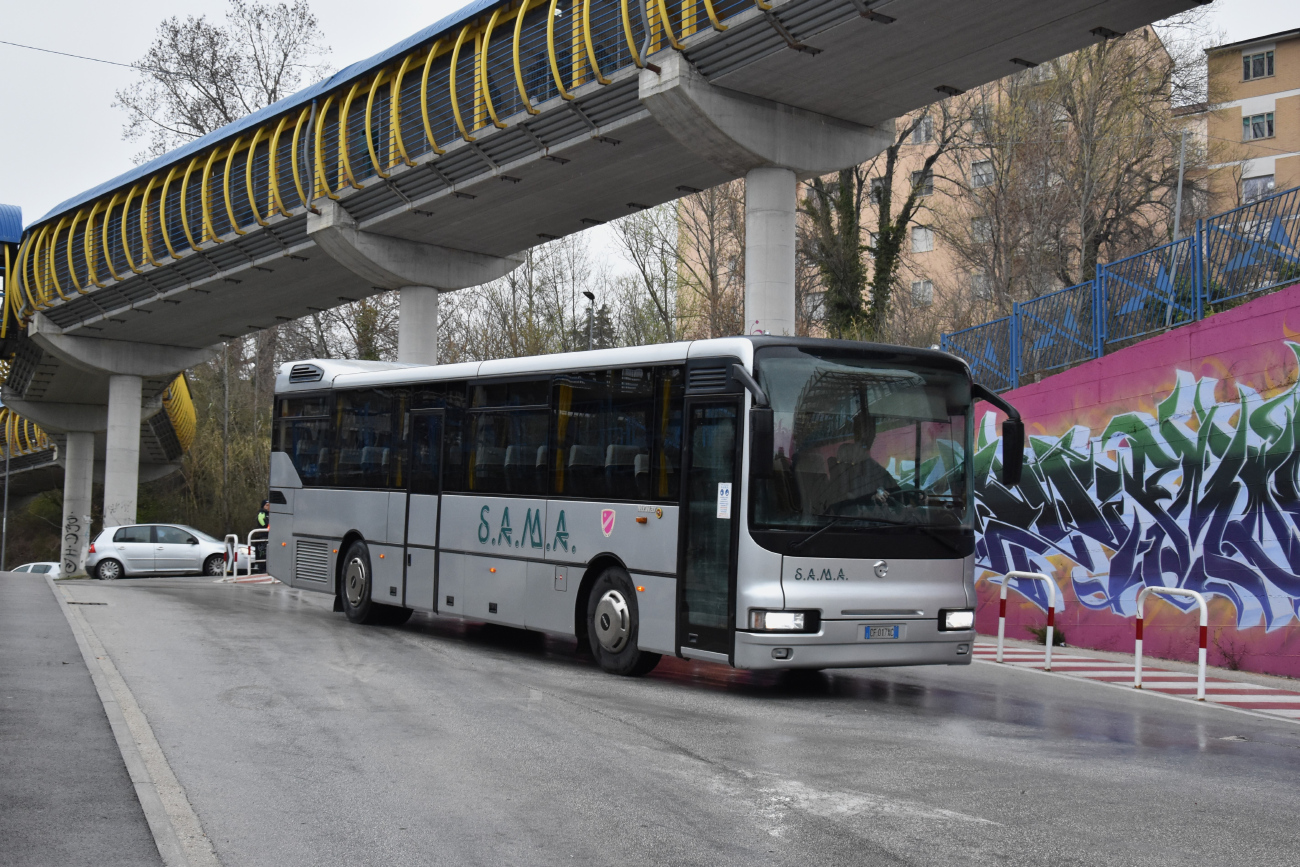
[751,346,972,532]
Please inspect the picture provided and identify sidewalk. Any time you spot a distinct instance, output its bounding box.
[975,639,1300,723]
[0,572,162,866]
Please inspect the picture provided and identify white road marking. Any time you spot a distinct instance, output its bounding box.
[51,579,221,867]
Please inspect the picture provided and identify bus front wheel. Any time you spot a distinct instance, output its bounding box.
[586,568,661,677]
[340,540,413,626]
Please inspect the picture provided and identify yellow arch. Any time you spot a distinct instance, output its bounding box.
[120,184,144,274]
[450,25,478,141]
[245,126,271,227]
[200,147,228,244]
[364,69,394,178]
[140,175,162,267]
[100,192,124,281]
[158,165,183,260]
[391,51,421,165]
[222,138,249,237]
[419,40,450,154]
[46,216,71,301]
[701,0,729,31]
[15,232,37,313]
[64,208,85,293]
[83,201,106,289]
[480,7,511,128]
[28,226,51,309]
[178,156,203,251]
[655,0,685,50]
[270,115,292,216]
[619,0,644,68]
[513,0,544,114]
[313,95,341,200]
[547,0,577,100]
[338,82,366,190]
[289,106,313,208]
[583,0,613,85]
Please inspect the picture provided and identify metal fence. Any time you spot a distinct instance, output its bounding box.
[942,184,1300,391]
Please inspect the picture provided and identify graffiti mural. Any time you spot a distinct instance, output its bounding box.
[975,344,1300,634]
[968,280,1300,677]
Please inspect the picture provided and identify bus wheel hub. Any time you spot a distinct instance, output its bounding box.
[594,590,630,652]
[345,558,366,606]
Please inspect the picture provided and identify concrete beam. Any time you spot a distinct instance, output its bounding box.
[639,51,893,178]
[28,316,217,378]
[1,392,162,434]
[307,202,523,291]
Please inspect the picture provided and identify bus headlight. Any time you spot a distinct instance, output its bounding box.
[749,610,817,632]
[940,609,975,631]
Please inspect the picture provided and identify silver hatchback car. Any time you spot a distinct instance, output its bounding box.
[86,524,228,580]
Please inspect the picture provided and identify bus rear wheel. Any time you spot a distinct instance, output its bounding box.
[586,568,660,677]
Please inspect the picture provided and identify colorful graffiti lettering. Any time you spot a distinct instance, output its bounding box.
[974,342,1300,633]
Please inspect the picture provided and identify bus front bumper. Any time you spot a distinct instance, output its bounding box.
[732,619,975,670]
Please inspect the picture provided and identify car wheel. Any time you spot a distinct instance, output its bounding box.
[202,554,224,577]
[96,559,123,581]
[586,567,661,677]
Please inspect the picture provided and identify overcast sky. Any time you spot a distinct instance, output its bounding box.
[2,0,1296,226]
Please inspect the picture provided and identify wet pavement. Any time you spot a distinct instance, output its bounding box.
[34,576,1300,866]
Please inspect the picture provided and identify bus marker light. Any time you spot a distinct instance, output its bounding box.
[379,554,384,558]
[636,586,645,592]
[490,567,496,573]
[636,516,648,524]
[281,542,286,546]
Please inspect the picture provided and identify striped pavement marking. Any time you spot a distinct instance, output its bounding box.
[973,642,1300,723]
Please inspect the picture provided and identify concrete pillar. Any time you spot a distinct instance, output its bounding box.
[745,167,797,337]
[398,285,440,365]
[103,374,142,528]
[59,431,95,578]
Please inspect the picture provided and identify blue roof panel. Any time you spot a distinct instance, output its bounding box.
[0,204,22,244]
[36,0,500,226]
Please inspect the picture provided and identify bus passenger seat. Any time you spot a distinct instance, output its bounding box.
[568,445,604,495]
[634,453,650,498]
[605,445,642,498]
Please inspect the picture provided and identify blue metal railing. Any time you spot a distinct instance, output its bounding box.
[942,184,1300,391]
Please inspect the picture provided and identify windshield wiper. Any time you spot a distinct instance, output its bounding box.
[847,513,965,555]
[791,517,847,552]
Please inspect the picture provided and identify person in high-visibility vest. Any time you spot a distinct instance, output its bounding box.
[254,499,270,568]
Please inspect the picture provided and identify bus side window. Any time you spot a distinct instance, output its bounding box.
[335,388,408,490]
[552,368,653,501]
[653,367,684,501]
[276,395,331,486]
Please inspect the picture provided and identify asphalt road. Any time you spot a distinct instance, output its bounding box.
[47,576,1300,866]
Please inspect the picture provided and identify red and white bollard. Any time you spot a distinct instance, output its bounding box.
[996,571,1058,670]
[1134,586,1209,700]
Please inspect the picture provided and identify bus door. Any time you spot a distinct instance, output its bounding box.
[404,410,443,611]
[677,397,741,660]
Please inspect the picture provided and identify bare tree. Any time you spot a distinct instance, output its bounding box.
[614,206,678,343]
[115,0,331,163]
[676,182,745,339]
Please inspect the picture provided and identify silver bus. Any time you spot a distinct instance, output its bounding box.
[268,337,1023,676]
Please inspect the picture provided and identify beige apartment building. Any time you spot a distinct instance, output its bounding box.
[1201,28,1300,209]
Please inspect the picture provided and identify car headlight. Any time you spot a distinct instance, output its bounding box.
[749,610,817,632]
[940,609,975,631]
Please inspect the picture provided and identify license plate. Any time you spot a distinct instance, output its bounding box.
[866,625,901,640]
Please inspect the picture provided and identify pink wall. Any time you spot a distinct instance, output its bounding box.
[975,282,1300,678]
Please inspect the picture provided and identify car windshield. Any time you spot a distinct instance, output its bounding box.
[179,526,221,543]
[751,346,972,531]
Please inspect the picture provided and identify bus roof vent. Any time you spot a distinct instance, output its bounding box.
[289,364,324,384]
[687,364,729,393]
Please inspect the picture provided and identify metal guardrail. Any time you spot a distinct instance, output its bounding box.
[10,0,773,321]
[942,184,1300,391]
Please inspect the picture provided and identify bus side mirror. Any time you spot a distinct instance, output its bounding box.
[750,407,774,478]
[1001,419,1024,487]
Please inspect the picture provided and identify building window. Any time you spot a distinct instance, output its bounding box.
[1243,50,1274,81]
[911,170,934,196]
[911,226,934,253]
[870,177,887,204]
[910,114,933,144]
[970,272,992,300]
[971,217,992,244]
[1243,175,1276,204]
[971,160,995,188]
[1243,112,1274,140]
[911,280,934,306]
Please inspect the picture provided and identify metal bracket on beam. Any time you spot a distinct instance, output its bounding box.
[847,0,894,23]
[763,11,822,55]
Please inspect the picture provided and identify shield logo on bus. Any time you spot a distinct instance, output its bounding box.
[600,509,616,537]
